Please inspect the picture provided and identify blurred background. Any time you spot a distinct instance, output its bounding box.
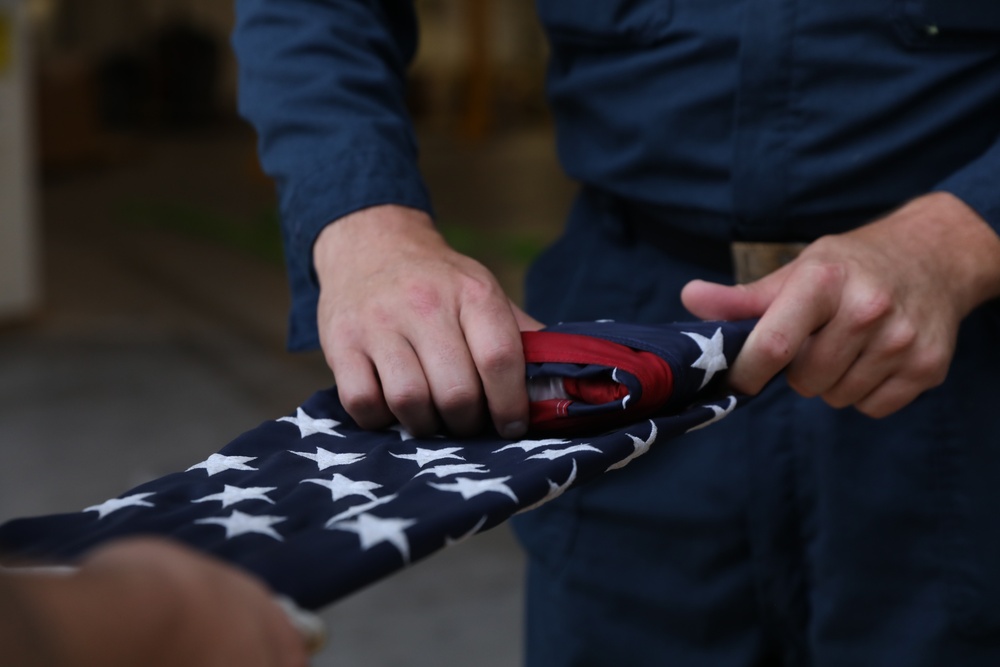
[0,0,575,664]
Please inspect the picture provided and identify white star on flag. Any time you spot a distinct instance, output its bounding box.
[278,408,345,438]
[84,493,155,519]
[324,494,398,527]
[301,474,382,503]
[195,510,285,541]
[527,444,601,461]
[328,513,417,562]
[290,447,365,471]
[186,454,258,476]
[493,438,571,454]
[445,516,489,547]
[518,460,579,514]
[607,421,658,471]
[687,396,738,432]
[192,485,276,508]
[414,463,490,479]
[390,447,465,467]
[682,327,728,389]
[428,476,519,503]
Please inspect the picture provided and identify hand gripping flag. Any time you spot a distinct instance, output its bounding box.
[0,320,754,610]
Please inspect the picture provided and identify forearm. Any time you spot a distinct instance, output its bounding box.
[233,0,430,254]
[234,0,432,349]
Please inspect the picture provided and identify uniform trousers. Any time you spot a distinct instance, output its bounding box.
[511,188,1000,666]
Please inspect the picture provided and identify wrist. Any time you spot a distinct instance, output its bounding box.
[312,204,438,282]
[857,192,1000,316]
[916,192,1000,313]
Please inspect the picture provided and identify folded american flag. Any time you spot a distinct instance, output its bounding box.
[0,320,754,610]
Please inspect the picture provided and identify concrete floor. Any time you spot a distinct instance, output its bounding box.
[0,122,575,665]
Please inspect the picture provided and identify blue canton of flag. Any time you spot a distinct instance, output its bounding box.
[0,320,754,610]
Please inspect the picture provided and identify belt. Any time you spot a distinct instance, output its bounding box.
[729,241,808,283]
[618,202,808,283]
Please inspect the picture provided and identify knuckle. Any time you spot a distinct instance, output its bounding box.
[477,340,522,376]
[435,384,482,414]
[384,383,430,414]
[402,281,444,319]
[755,328,796,366]
[797,255,847,290]
[881,321,918,356]
[845,290,893,331]
[910,347,950,386]
[457,273,499,304]
[339,390,388,428]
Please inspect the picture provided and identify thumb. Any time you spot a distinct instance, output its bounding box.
[681,270,787,321]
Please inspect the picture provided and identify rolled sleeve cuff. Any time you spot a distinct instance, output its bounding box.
[934,138,1000,235]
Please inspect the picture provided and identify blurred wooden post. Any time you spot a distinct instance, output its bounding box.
[459,0,492,141]
[0,0,41,324]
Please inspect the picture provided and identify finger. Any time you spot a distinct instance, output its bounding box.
[263,598,313,667]
[462,300,531,440]
[786,281,896,397]
[370,336,439,436]
[730,263,844,394]
[409,329,486,437]
[833,323,949,416]
[328,349,394,430]
[681,268,790,321]
[785,327,866,398]
[273,596,326,656]
[817,345,898,409]
[852,375,926,419]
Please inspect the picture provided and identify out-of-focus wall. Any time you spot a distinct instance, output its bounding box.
[412,0,547,135]
[25,0,548,175]
[0,0,40,323]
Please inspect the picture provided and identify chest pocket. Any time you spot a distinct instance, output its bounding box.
[896,0,1000,48]
[535,0,673,48]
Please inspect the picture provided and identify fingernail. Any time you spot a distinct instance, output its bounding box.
[501,421,527,439]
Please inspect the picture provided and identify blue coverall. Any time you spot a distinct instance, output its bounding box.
[233,1,1000,663]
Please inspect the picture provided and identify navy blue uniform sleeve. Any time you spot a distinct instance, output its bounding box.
[233,0,433,350]
[935,134,1000,235]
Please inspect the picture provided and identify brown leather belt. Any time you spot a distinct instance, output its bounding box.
[730,241,808,284]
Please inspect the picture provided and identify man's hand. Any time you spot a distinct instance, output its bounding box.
[4,538,311,667]
[313,205,542,439]
[682,192,1000,418]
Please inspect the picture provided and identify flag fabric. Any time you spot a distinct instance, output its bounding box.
[0,319,754,610]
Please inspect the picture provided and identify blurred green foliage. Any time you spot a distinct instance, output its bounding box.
[114,199,547,269]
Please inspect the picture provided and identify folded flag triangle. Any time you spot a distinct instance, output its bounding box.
[0,320,755,610]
